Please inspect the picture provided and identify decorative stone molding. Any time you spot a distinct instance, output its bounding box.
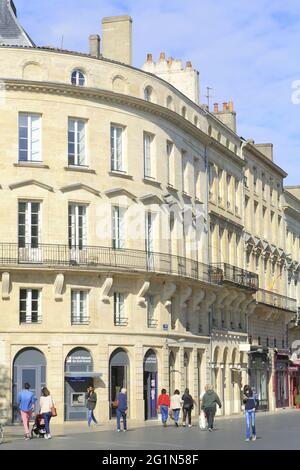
[2,272,11,300]
[163,281,176,307]
[215,288,229,310]
[180,286,192,309]
[137,281,150,307]
[100,276,114,303]
[202,291,217,310]
[191,289,205,312]
[60,183,101,197]
[231,292,246,311]
[54,273,65,301]
[9,179,54,192]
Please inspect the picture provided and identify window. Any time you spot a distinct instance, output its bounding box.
[144,133,153,178]
[181,106,187,118]
[71,70,85,86]
[145,211,154,253]
[112,206,125,249]
[194,116,198,126]
[144,86,152,101]
[147,295,157,328]
[69,204,87,249]
[19,113,41,162]
[71,290,89,324]
[166,96,173,109]
[258,336,261,346]
[181,150,188,193]
[226,174,232,209]
[18,201,40,249]
[111,125,124,171]
[68,118,86,166]
[253,167,257,191]
[114,293,127,326]
[194,157,201,200]
[20,289,41,324]
[167,141,173,186]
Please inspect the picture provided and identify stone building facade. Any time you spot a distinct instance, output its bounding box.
[0,1,299,424]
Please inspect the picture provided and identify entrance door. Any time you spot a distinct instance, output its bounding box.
[110,366,127,417]
[109,349,129,419]
[12,348,46,422]
[144,350,158,420]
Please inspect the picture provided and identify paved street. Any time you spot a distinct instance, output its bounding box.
[1,410,300,450]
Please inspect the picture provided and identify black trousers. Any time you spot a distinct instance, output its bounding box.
[183,407,192,425]
[204,406,216,429]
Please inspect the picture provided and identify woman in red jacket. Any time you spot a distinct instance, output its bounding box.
[157,389,170,427]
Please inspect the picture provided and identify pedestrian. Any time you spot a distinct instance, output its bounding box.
[86,386,98,427]
[39,387,55,440]
[170,390,182,427]
[157,389,170,427]
[181,388,194,427]
[18,382,37,440]
[116,388,128,432]
[201,384,222,431]
[243,384,259,442]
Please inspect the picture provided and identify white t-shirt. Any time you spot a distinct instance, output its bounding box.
[170,394,182,410]
[40,395,55,414]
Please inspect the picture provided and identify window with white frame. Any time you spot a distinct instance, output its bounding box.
[167,141,173,186]
[194,157,201,200]
[147,295,157,328]
[18,201,41,249]
[181,150,188,193]
[145,211,155,253]
[71,70,85,86]
[71,290,89,324]
[19,113,41,162]
[112,206,126,249]
[144,133,154,178]
[68,204,87,249]
[68,118,86,166]
[114,293,127,326]
[20,289,41,324]
[111,125,124,171]
[144,86,152,101]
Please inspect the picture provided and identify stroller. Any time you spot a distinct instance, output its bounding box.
[31,414,47,439]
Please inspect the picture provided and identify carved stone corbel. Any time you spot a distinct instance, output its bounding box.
[2,272,11,300]
[100,276,114,303]
[180,286,192,309]
[54,273,65,301]
[137,281,150,307]
[191,289,205,312]
[163,281,176,307]
[202,291,217,310]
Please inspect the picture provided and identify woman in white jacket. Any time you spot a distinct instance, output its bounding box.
[170,390,182,427]
[39,387,55,439]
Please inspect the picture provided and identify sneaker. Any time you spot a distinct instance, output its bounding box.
[44,434,49,440]
[123,430,127,433]
[117,429,121,432]
[251,435,256,441]
[245,438,250,442]
[182,423,186,427]
[48,434,52,439]
[24,435,30,440]
[188,424,192,428]
[208,428,213,432]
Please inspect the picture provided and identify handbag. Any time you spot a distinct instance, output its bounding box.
[112,400,119,409]
[51,406,57,417]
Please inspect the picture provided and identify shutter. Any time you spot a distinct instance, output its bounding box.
[31,115,41,162]
[78,121,85,165]
[119,208,125,248]
[111,127,116,170]
[116,127,122,170]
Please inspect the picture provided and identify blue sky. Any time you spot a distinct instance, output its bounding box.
[15,0,300,184]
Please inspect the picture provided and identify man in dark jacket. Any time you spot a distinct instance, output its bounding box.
[201,384,222,431]
[86,386,98,427]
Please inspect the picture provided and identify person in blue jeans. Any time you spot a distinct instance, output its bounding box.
[243,385,259,442]
[157,389,170,427]
[86,387,98,427]
[116,388,128,432]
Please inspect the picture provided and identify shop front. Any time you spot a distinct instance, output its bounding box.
[248,346,270,411]
[275,352,290,408]
[64,348,102,421]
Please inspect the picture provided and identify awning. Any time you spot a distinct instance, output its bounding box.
[65,372,103,378]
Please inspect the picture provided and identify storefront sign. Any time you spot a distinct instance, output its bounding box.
[66,355,92,364]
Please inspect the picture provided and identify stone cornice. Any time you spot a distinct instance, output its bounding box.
[244,142,287,178]
[0,78,240,154]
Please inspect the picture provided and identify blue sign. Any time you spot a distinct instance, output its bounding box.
[163,324,169,331]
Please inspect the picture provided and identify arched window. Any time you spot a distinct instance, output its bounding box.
[181,106,187,118]
[144,86,153,101]
[194,116,198,127]
[71,70,85,86]
[166,95,173,109]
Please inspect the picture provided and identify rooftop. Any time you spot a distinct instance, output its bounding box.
[0,0,34,47]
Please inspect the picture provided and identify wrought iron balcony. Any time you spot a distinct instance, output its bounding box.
[213,263,259,291]
[256,289,297,313]
[0,243,222,286]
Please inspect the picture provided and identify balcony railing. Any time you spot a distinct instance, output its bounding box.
[256,289,297,313]
[213,263,259,291]
[114,317,128,326]
[0,243,222,285]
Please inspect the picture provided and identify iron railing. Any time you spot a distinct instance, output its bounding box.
[0,243,223,285]
[147,318,158,329]
[214,263,259,291]
[114,317,128,326]
[256,289,297,313]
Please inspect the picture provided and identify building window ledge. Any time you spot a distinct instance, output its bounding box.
[14,162,49,169]
[65,166,96,174]
[109,171,133,180]
[143,177,162,188]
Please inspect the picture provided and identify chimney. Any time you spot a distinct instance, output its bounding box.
[228,100,234,112]
[147,53,153,62]
[167,57,174,65]
[159,52,166,61]
[223,102,228,111]
[102,15,133,65]
[214,103,219,113]
[186,61,192,68]
[89,34,100,58]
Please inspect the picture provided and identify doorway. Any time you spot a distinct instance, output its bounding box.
[144,350,158,420]
[109,348,129,418]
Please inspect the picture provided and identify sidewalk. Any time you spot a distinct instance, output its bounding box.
[4,407,299,440]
